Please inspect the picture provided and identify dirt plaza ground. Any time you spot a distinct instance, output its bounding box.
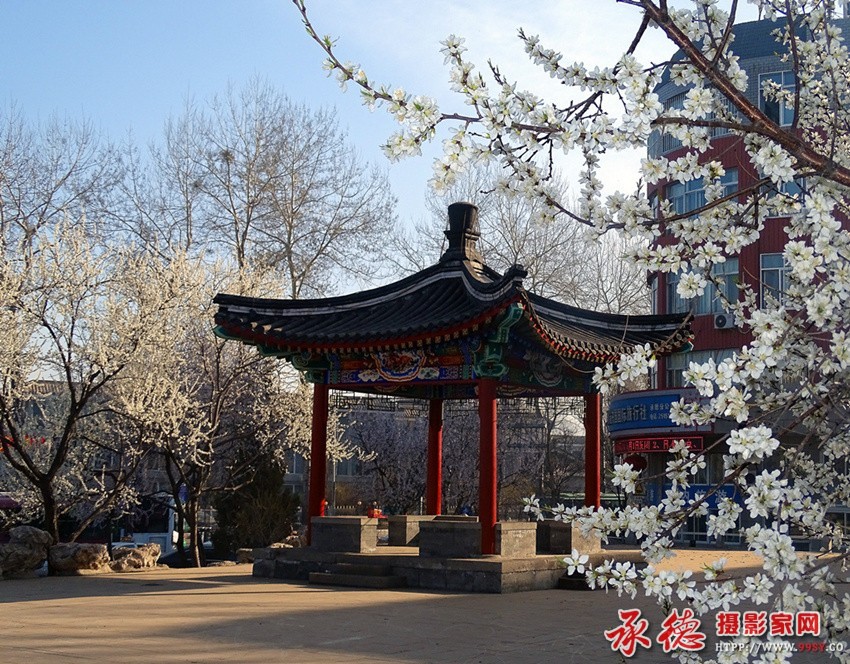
[0,551,842,664]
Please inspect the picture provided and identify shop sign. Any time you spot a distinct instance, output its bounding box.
[608,391,682,432]
[614,436,704,455]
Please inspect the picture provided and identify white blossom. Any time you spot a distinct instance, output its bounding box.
[296,0,850,649]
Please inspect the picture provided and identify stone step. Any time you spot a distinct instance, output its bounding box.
[308,572,407,589]
[557,574,594,591]
[328,563,394,576]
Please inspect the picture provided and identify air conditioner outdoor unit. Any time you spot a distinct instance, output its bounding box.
[714,313,735,330]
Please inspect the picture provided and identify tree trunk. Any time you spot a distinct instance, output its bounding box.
[186,495,202,568]
[173,499,188,565]
[41,483,60,545]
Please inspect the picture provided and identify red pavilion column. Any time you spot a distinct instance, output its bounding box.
[306,383,330,544]
[478,378,498,554]
[584,392,602,509]
[426,398,443,515]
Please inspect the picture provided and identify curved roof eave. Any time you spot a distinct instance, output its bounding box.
[213,259,527,351]
[213,260,527,317]
[521,292,693,362]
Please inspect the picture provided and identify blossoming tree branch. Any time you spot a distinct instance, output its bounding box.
[294,0,850,654]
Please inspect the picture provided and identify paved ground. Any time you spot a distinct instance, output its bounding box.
[0,552,842,664]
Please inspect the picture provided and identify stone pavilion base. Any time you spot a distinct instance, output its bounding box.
[252,545,644,594]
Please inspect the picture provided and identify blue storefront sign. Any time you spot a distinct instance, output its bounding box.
[644,483,743,509]
[608,389,708,436]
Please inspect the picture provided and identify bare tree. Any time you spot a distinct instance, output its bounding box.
[121,79,398,297]
[0,106,123,259]
[346,409,427,514]
[395,165,649,313]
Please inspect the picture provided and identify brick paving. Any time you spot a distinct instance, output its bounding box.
[0,553,840,663]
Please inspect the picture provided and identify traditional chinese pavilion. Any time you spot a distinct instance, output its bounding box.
[213,202,691,554]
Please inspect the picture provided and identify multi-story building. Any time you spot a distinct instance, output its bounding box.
[608,16,850,545]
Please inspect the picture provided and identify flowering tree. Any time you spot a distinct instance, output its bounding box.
[106,81,393,564]
[295,0,850,656]
[0,220,190,544]
[112,262,327,566]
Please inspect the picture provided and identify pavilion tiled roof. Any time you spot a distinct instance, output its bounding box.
[213,202,691,362]
[523,292,691,362]
[214,261,527,352]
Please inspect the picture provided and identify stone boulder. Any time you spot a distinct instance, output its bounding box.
[49,543,110,575]
[110,543,161,572]
[0,526,52,579]
[10,525,54,549]
[236,548,254,564]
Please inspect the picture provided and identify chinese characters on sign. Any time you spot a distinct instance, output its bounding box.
[715,611,820,637]
[608,395,681,431]
[603,609,652,657]
[613,436,704,455]
[657,609,706,653]
[605,610,824,656]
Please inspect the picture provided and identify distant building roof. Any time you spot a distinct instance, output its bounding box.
[658,16,850,89]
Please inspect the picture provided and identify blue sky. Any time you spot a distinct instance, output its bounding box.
[1,1,758,226]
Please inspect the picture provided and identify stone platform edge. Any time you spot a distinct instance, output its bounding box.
[252,547,643,594]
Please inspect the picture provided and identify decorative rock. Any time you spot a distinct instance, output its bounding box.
[0,526,52,578]
[236,548,254,564]
[49,543,110,575]
[0,543,46,578]
[110,543,161,572]
[9,525,54,549]
[268,533,303,549]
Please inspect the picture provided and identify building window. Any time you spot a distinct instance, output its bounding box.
[666,352,688,388]
[759,71,795,126]
[650,275,659,314]
[666,169,738,216]
[666,348,736,388]
[709,258,740,313]
[286,451,306,476]
[666,258,739,315]
[666,272,685,314]
[335,457,361,477]
[653,92,687,156]
[709,96,738,139]
[780,178,805,197]
[761,253,790,306]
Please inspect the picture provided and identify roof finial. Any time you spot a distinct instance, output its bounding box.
[441,202,483,265]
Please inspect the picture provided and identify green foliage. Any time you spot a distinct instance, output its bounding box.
[212,457,300,556]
